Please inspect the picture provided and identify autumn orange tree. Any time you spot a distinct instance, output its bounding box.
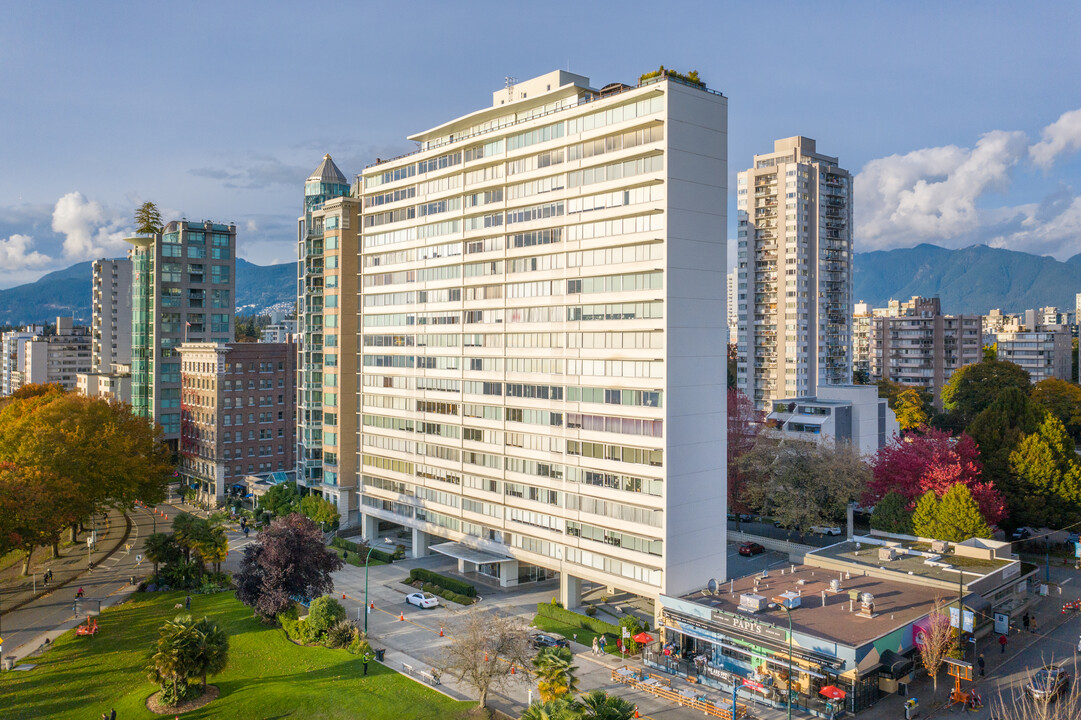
[0,384,173,572]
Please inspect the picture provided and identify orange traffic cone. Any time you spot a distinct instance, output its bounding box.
[510,664,516,675]
[370,601,375,610]
[399,612,405,621]
[634,707,640,719]
[484,653,489,662]
[439,627,444,637]
[342,593,347,600]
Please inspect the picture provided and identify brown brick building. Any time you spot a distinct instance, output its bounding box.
[179,341,296,506]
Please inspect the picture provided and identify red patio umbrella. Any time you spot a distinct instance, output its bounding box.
[819,686,846,700]
[632,632,654,644]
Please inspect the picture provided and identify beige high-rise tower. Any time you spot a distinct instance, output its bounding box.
[735,137,852,410]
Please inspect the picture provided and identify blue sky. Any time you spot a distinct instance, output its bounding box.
[1,1,1080,288]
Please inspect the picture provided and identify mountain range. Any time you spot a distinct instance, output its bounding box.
[1,243,1079,327]
[0,258,297,326]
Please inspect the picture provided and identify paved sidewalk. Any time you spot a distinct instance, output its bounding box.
[0,508,130,617]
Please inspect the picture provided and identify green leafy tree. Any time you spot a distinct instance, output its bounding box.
[300,494,340,529]
[617,615,646,654]
[933,484,993,542]
[259,481,300,517]
[134,201,163,234]
[966,387,1043,505]
[1008,414,1081,528]
[1030,378,1081,440]
[982,343,996,362]
[533,647,579,702]
[870,491,912,534]
[941,360,1031,429]
[877,380,933,431]
[911,491,940,539]
[306,595,347,640]
[739,435,870,537]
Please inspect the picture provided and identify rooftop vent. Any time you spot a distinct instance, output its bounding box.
[772,591,802,609]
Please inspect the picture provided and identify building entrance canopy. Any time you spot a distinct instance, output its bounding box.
[429,542,513,565]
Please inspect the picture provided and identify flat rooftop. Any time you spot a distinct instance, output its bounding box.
[678,564,943,648]
[811,539,1011,583]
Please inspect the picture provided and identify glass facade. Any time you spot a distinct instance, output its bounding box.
[130,239,154,418]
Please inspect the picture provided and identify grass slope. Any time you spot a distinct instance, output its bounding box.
[0,590,470,720]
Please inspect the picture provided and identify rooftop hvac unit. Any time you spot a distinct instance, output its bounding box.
[829,578,841,593]
[771,591,802,609]
[739,593,767,613]
[879,547,899,562]
[931,540,949,553]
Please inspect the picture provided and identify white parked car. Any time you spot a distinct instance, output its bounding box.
[811,526,843,536]
[405,592,440,609]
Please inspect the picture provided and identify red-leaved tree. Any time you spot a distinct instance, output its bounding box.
[728,388,763,512]
[867,426,1007,524]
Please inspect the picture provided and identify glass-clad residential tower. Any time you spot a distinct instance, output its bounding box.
[297,155,360,523]
[127,221,237,451]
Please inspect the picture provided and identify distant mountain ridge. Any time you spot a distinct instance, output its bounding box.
[0,258,298,326]
[2,243,1078,326]
[853,243,1081,315]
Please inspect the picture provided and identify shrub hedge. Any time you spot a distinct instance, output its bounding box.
[420,581,477,606]
[408,568,477,597]
[331,536,394,563]
[536,602,621,636]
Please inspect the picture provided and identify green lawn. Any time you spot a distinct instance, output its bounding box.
[0,590,472,720]
[329,544,388,568]
[530,614,627,657]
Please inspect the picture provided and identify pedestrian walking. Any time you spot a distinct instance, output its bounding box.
[592,637,599,656]
[977,653,985,677]
[1022,612,1030,632]
[110,708,116,720]
[999,634,1007,654]
[1030,615,1038,633]
[599,634,607,653]
[573,632,578,645]
[185,595,191,610]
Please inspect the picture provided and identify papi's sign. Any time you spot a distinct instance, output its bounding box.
[711,609,788,643]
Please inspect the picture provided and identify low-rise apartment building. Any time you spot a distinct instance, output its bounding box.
[0,326,43,395]
[12,317,93,392]
[870,297,982,409]
[996,325,1072,383]
[178,342,297,506]
[76,363,132,404]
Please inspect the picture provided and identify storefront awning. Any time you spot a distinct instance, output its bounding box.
[429,541,513,564]
[667,624,828,679]
[877,649,914,679]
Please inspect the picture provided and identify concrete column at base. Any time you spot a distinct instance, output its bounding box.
[498,559,519,588]
[411,528,431,558]
[360,513,378,543]
[560,573,583,609]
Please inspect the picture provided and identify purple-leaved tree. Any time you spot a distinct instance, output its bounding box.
[234,513,343,620]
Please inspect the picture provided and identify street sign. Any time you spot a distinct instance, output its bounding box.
[994,612,1009,635]
[962,610,974,633]
[1075,541,1080,559]
[136,554,142,563]
[949,607,960,629]
[622,627,630,639]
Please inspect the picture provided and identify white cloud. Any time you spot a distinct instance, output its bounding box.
[1030,108,1081,170]
[855,130,1029,250]
[50,192,129,260]
[0,233,51,269]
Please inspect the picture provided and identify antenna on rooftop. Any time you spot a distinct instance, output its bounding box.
[505,76,517,103]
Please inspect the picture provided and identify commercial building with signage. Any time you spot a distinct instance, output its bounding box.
[652,532,1033,716]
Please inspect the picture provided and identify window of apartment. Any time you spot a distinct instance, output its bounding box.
[211,265,230,284]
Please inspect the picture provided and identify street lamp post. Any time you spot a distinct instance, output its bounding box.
[363,538,393,635]
[768,602,794,720]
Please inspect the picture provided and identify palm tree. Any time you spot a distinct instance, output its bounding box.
[144,532,179,575]
[521,698,582,720]
[188,616,229,690]
[533,646,579,702]
[577,690,636,720]
[146,614,229,702]
[191,524,228,574]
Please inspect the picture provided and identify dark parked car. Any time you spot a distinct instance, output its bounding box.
[1025,665,1070,702]
[530,633,570,650]
[738,541,766,556]
[1011,527,1036,541]
[727,513,755,522]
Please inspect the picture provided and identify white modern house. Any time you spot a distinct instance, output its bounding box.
[352,69,729,604]
[764,384,899,454]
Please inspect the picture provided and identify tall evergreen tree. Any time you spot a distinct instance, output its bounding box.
[1008,414,1081,528]
[870,491,913,534]
[134,201,163,234]
[934,484,993,542]
[941,360,1031,429]
[911,491,941,539]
